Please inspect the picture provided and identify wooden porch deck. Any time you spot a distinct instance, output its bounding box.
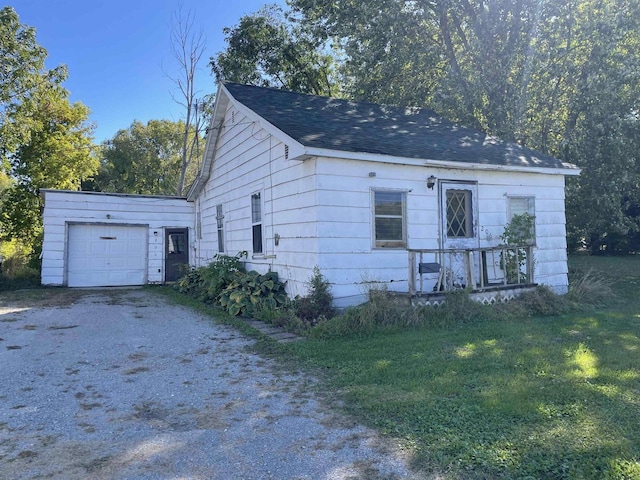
[407,245,535,303]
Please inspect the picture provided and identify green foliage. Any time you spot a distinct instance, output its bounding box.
[566,263,616,308]
[218,270,288,317]
[175,251,287,317]
[174,251,246,302]
[310,281,597,339]
[294,266,334,324]
[89,119,201,196]
[211,5,336,96]
[285,255,640,478]
[0,238,40,290]
[289,0,640,254]
[0,6,96,263]
[508,285,570,317]
[1,6,67,154]
[500,213,535,283]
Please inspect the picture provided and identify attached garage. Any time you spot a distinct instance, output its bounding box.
[67,224,148,287]
[41,190,195,287]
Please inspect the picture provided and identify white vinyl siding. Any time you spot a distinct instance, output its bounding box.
[190,92,571,306]
[40,190,194,286]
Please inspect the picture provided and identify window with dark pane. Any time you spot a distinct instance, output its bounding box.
[251,193,263,253]
[446,189,472,238]
[216,204,225,253]
[374,190,406,248]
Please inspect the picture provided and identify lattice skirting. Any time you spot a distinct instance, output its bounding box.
[409,286,536,307]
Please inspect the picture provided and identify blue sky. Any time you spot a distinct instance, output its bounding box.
[11,0,284,142]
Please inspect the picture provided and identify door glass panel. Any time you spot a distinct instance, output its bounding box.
[446,190,472,238]
[168,233,185,254]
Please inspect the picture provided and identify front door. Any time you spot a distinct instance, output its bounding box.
[165,228,189,282]
[439,182,479,288]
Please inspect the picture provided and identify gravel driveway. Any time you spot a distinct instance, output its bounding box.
[0,288,416,479]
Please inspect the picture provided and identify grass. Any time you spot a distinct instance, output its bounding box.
[277,255,640,479]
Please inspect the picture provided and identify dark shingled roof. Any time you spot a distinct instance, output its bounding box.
[224,82,573,170]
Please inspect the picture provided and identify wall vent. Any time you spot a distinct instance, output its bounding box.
[284,144,289,159]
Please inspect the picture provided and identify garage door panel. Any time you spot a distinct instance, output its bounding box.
[67,224,147,287]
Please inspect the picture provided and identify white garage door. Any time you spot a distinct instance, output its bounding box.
[67,224,147,287]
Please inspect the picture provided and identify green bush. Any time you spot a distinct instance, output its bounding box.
[0,270,41,291]
[219,270,288,317]
[175,251,246,302]
[295,266,335,324]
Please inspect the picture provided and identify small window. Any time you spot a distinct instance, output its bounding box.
[168,233,185,254]
[196,210,202,240]
[216,204,224,253]
[508,196,535,243]
[251,193,263,254]
[446,189,473,238]
[373,190,406,248]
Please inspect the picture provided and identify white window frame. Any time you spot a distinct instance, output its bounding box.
[196,209,202,240]
[446,189,474,239]
[216,204,225,253]
[251,192,263,254]
[372,189,407,249]
[507,196,536,245]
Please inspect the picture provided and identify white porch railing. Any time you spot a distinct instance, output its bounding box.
[408,245,535,296]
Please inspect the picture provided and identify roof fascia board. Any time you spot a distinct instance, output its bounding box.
[41,189,188,201]
[301,147,581,176]
[186,88,229,201]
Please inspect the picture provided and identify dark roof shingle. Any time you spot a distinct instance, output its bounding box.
[224,82,572,170]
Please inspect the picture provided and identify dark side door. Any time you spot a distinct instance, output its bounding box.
[165,228,189,282]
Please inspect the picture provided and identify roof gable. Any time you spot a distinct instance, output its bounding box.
[223,82,575,170]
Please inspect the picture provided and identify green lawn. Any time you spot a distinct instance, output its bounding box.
[282,256,640,479]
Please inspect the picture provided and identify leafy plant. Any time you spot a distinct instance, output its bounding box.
[218,270,287,317]
[174,251,246,302]
[500,213,535,283]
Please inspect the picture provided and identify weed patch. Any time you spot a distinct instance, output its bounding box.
[280,256,640,478]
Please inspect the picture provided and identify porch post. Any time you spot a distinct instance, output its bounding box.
[408,251,416,296]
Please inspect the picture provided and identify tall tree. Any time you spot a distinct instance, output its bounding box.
[1,6,67,156]
[93,119,201,196]
[211,5,337,97]
[0,6,96,255]
[167,3,211,196]
[291,0,640,253]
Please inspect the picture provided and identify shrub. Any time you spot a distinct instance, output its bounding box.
[219,270,288,317]
[175,251,246,302]
[295,266,335,324]
[0,239,41,291]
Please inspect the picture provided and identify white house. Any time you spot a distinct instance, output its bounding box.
[41,82,579,307]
